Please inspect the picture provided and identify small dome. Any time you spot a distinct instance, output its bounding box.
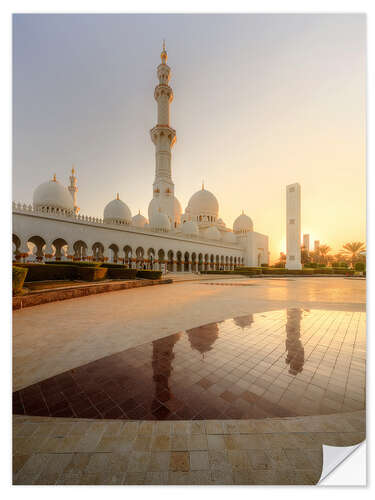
[103,194,132,224]
[150,211,171,232]
[223,232,237,243]
[187,185,219,219]
[203,226,222,241]
[233,212,254,233]
[132,211,148,228]
[181,220,199,236]
[217,218,226,227]
[33,176,74,212]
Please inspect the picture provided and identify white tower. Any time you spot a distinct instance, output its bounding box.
[68,166,79,214]
[149,41,176,225]
[286,183,302,270]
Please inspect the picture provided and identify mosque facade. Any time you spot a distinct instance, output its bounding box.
[12,43,269,271]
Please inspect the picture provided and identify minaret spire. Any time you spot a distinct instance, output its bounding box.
[68,165,79,214]
[149,41,177,226]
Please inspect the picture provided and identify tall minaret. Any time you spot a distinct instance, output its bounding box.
[68,166,79,214]
[149,41,176,224]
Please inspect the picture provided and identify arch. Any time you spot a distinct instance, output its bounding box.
[123,245,133,267]
[158,249,165,270]
[51,238,69,261]
[257,253,262,267]
[136,246,145,269]
[92,242,104,261]
[109,243,119,263]
[230,256,233,270]
[210,254,215,271]
[12,234,21,261]
[73,240,87,261]
[147,248,156,269]
[215,254,220,271]
[167,250,174,272]
[184,251,190,272]
[198,253,203,272]
[234,256,237,268]
[176,251,182,272]
[27,235,46,261]
[191,252,197,272]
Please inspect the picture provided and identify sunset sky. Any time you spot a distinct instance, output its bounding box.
[13,14,366,261]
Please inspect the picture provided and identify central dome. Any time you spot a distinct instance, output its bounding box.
[187,186,219,221]
[33,177,74,213]
[103,195,132,224]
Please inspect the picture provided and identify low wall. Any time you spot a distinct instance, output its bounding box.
[13,278,173,310]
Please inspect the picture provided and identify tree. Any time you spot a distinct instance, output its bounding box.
[342,242,366,267]
[318,245,331,265]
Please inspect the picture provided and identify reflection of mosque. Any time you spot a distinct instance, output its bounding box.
[186,322,220,357]
[233,314,254,329]
[285,308,305,375]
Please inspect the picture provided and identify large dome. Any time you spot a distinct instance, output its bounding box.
[203,226,222,241]
[181,220,199,236]
[150,211,171,232]
[103,195,132,224]
[148,195,182,226]
[33,177,74,212]
[132,211,148,228]
[233,212,254,233]
[187,186,219,221]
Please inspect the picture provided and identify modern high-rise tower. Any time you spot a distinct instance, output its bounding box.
[303,234,310,251]
[286,183,302,270]
[148,41,181,228]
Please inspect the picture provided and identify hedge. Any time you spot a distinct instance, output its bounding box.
[286,269,314,275]
[262,268,288,275]
[101,263,127,269]
[314,268,333,274]
[16,263,78,282]
[201,270,236,275]
[332,268,355,275]
[12,266,28,294]
[136,270,162,280]
[106,268,138,280]
[77,267,108,281]
[45,261,102,267]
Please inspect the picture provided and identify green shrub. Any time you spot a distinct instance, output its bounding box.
[12,266,28,294]
[262,268,287,275]
[106,268,138,280]
[77,266,108,281]
[16,263,78,281]
[101,263,127,269]
[307,262,318,268]
[286,269,314,275]
[355,262,365,272]
[233,267,262,275]
[314,268,333,274]
[200,270,236,275]
[136,270,162,280]
[45,261,102,267]
[332,268,354,275]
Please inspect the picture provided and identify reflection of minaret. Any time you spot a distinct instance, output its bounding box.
[233,314,254,329]
[149,41,176,225]
[285,308,305,375]
[187,322,220,357]
[151,333,181,415]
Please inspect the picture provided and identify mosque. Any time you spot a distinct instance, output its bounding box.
[12,43,269,271]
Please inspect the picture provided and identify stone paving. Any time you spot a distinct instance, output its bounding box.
[13,411,365,485]
[12,275,366,485]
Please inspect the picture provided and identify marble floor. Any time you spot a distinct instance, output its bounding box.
[12,276,366,485]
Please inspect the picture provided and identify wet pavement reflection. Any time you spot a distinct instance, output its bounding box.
[13,308,365,420]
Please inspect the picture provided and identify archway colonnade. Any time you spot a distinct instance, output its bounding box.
[12,233,244,272]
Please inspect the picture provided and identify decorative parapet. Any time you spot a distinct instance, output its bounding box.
[12,201,242,249]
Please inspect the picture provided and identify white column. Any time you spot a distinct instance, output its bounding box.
[286,183,302,270]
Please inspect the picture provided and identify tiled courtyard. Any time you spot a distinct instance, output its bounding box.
[13,276,366,485]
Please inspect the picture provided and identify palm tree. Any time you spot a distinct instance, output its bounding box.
[342,242,366,267]
[318,245,331,265]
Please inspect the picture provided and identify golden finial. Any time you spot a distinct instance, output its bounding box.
[242,209,244,215]
[116,192,119,200]
[161,39,167,63]
[71,164,75,175]
[202,180,205,190]
[52,173,56,182]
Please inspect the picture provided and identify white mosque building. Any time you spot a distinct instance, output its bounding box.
[12,43,269,272]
